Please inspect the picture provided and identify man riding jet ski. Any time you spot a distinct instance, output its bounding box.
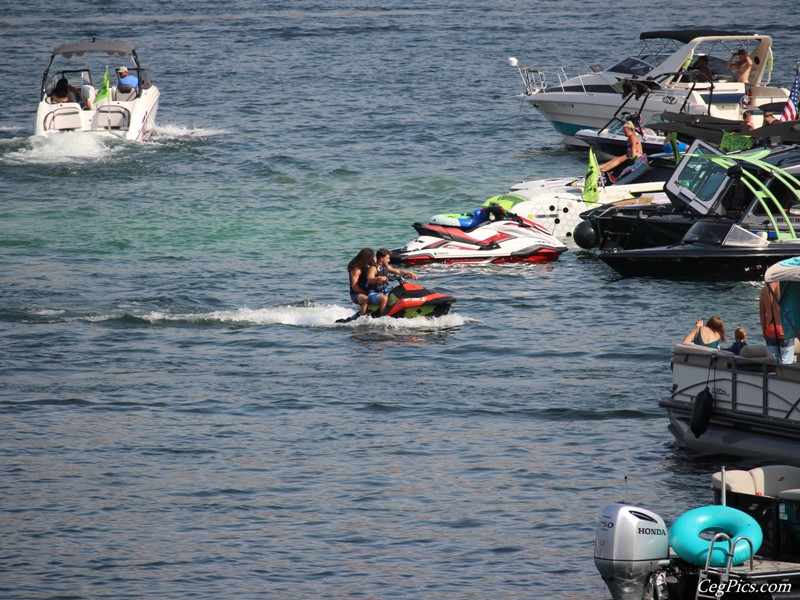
[392,203,567,265]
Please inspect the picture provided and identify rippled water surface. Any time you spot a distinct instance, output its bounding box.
[2,3,799,598]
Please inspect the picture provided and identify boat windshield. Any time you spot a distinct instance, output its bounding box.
[682,222,770,247]
[607,57,656,77]
[667,151,728,215]
[46,69,93,91]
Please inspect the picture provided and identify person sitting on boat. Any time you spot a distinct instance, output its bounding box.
[683,316,726,349]
[760,282,796,364]
[117,66,139,88]
[725,327,748,355]
[598,121,643,180]
[348,247,375,318]
[691,55,715,82]
[740,110,755,132]
[726,49,753,84]
[49,77,92,110]
[365,248,417,315]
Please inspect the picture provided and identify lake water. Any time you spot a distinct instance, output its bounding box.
[2,3,799,598]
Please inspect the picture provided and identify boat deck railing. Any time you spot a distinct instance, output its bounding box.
[671,343,800,422]
[515,66,575,96]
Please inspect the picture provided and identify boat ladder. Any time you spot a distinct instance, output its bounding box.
[694,532,755,600]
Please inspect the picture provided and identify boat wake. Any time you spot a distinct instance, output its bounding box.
[1,132,119,165]
[73,303,469,329]
[149,122,229,140]
[0,122,225,166]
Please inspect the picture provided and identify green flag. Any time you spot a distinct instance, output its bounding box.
[95,68,110,103]
[582,148,600,204]
[720,131,753,153]
[668,131,681,163]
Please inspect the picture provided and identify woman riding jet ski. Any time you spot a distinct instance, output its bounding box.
[392,204,567,265]
[336,274,455,322]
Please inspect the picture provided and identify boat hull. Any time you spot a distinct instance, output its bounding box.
[35,87,160,141]
[663,343,800,465]
[526,93,641,147]
[598,246,800,281]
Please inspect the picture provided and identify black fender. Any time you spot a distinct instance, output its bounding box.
[690,386,714,438]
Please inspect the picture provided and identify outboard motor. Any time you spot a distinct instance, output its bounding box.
[594,503,670,600]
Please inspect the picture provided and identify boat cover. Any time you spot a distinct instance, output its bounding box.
[639,30,755,44]
[52,40,134,58]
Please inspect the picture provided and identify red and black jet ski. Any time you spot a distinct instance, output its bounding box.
[336,275,455,323]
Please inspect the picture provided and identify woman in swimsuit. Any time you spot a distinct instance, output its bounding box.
[599,121,643,176]
[347,247,375,318]
[683,315,726,349]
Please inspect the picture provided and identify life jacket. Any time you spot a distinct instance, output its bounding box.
[366,264,390,295]
[350,265,370,295]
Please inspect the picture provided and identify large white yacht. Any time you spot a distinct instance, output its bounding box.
[510,30,788,146]
[34,38,160,142]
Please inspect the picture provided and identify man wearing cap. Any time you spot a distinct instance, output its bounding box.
[117,66,139,88]
[726,49,753,83]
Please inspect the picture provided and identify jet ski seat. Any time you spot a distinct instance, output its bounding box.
[429,207,491,229]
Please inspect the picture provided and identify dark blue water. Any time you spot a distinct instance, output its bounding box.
[2,3,799,598]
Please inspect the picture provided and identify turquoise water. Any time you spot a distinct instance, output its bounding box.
[2,3,799,598]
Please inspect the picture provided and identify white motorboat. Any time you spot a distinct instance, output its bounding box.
[504,150,676,240]
[661,256,800,461]
[510,30,788,147]
[34,39,160,141]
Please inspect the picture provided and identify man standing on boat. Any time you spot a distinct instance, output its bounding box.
[759,281,796,364]
[726,49,753,83]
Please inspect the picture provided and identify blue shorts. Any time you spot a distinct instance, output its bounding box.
[367,290,383,304]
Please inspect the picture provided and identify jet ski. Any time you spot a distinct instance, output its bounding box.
[392,204,567,265]
[336,275,455,323]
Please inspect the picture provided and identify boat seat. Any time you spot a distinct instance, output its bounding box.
[712,469,757,495]
[114,84,138,102]
[43,107,83,131]
[739,341,800,364]
[778,489,800,500]
[95,106,129,130]
[749,466,800,497]
[740,344,775,360]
